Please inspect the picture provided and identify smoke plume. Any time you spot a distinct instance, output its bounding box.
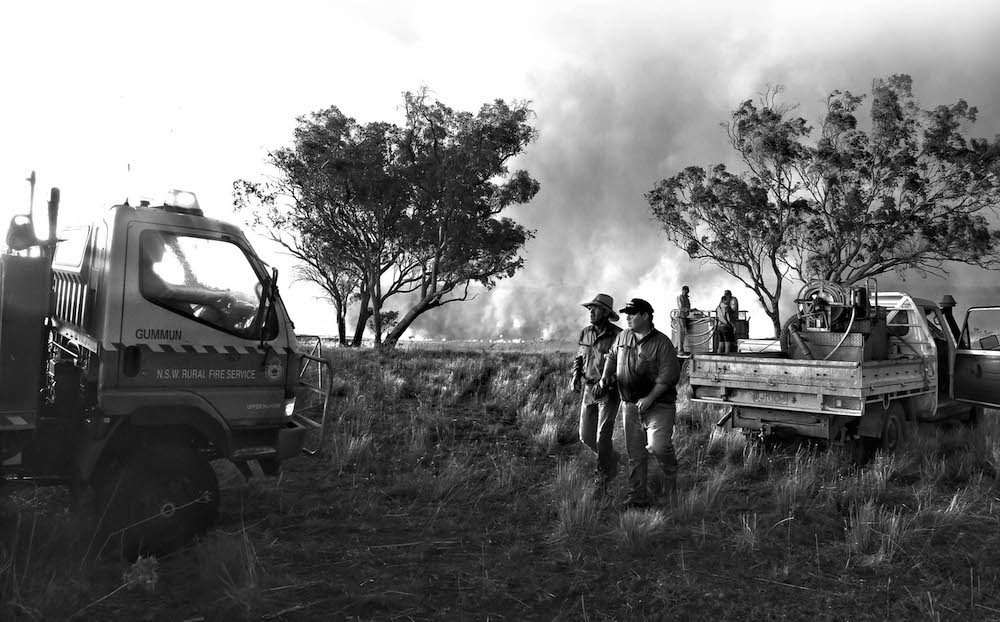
[407,1,1000,341]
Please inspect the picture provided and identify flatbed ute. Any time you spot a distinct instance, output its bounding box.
[688,281,991,452]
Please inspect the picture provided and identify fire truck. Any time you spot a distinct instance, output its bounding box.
[687,280,995,457]
[1,178,329,557]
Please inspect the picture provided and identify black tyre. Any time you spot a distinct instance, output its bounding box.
[879,404,908,453]
[96,443,219,560]
[965,406,983,428]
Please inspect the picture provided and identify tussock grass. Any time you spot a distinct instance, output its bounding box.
[12,344,1000,620]
[773,449,823,518]
[614,509,669,552]
[673,467,730,521]
[198,528,261,617]
[549,460,601,542]
[846,499,914,566]
[732,512,760,553]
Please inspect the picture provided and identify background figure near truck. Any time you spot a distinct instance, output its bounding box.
[571,293,623,488]
[715,292,736,353]
[674,285,691,355]
[599,298,681,509]
[725,289,739,316]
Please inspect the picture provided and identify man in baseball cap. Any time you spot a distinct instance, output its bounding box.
[598,296,681,509]
[570,293,623,489]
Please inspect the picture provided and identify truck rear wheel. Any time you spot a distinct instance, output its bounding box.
[879,404,909,453]
[96,443,219,560]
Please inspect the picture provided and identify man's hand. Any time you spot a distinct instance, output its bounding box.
[636,396,653,413]
[569,376,582,393]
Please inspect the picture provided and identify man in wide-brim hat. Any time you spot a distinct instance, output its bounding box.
[571,293,623,488]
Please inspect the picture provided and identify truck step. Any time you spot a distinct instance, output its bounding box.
[231,446,277,460]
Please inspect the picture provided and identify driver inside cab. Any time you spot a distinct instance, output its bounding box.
[139,232,255,331]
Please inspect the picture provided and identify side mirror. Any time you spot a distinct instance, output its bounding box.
[6,215,39,251]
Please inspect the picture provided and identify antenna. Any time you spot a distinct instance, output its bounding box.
[26,170,36,215]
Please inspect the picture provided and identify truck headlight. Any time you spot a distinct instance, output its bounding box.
[284,397,296,417]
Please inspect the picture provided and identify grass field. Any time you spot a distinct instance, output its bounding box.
[4,342,1000,620]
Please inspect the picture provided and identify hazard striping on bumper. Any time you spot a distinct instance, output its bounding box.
[0,413,35,430]
[104,342,296,354]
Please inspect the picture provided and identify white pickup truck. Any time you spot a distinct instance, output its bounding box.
[687,281,998,454]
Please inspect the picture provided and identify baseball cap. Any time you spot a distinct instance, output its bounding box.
[619,298,653,314]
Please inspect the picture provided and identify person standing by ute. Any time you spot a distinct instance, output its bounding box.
[675,285,691,355]
[725,289,739,318]
[570,293,623,488]
[715,292,736,353]
[598,298,681,509]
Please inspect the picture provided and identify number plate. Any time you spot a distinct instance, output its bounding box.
[751,390,788,405]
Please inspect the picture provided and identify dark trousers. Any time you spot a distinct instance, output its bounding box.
[622,401,678,504]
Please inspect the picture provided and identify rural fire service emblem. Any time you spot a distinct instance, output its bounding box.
[264,355,284,382]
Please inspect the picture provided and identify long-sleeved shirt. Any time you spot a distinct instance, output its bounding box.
[604,326,680,404]
[573,322,622,384]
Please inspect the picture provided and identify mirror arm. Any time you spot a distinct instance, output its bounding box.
[257,267,279,349]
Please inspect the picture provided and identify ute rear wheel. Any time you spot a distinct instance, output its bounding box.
[879,403,910,453]
[96,443,219,560]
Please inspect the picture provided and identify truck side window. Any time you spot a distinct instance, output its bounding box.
[138,231,275,340]
[961,309,1000,351]
[886,310,910,337]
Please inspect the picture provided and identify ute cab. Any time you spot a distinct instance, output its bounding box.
[1,186,328,558]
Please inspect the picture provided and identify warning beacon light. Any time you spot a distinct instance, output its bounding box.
[161,190,203,216]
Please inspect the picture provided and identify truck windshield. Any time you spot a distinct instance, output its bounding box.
[139,231,276,340]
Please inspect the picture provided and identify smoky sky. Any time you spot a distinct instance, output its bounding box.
[404,2,1000,341]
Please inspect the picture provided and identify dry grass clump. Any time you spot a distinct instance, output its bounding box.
[673,467,731,521]
[197,529,261,618]
[845,499,914,566]
[549,460,601,542]
[732,512,760,553]
[614,509,669,552]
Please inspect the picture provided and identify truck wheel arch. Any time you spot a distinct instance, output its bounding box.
[130,406,230,453]
[79,406,229,482]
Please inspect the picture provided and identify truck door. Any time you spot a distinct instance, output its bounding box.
[954,306,1000,407]
[117,224,286,424]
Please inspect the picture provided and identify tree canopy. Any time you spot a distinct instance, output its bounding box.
[234,89,539,347]
[647,76,1000,337]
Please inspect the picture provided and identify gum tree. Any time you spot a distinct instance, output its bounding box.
[647,76,1000,337]
[236,91,540,348]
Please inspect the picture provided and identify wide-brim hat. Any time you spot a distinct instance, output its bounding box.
[582,293,619,321]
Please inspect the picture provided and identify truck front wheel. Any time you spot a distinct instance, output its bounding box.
[95,443,219,560]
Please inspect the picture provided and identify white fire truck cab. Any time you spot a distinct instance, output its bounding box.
[1,185,327,557]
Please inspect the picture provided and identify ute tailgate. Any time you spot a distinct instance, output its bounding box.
[689,354,931,416]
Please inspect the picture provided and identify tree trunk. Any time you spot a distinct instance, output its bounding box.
[370,271,383,348]
[352,289,371,347]
[768,310,782,340]
[383,295,435,349]
[336,307,347,346]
